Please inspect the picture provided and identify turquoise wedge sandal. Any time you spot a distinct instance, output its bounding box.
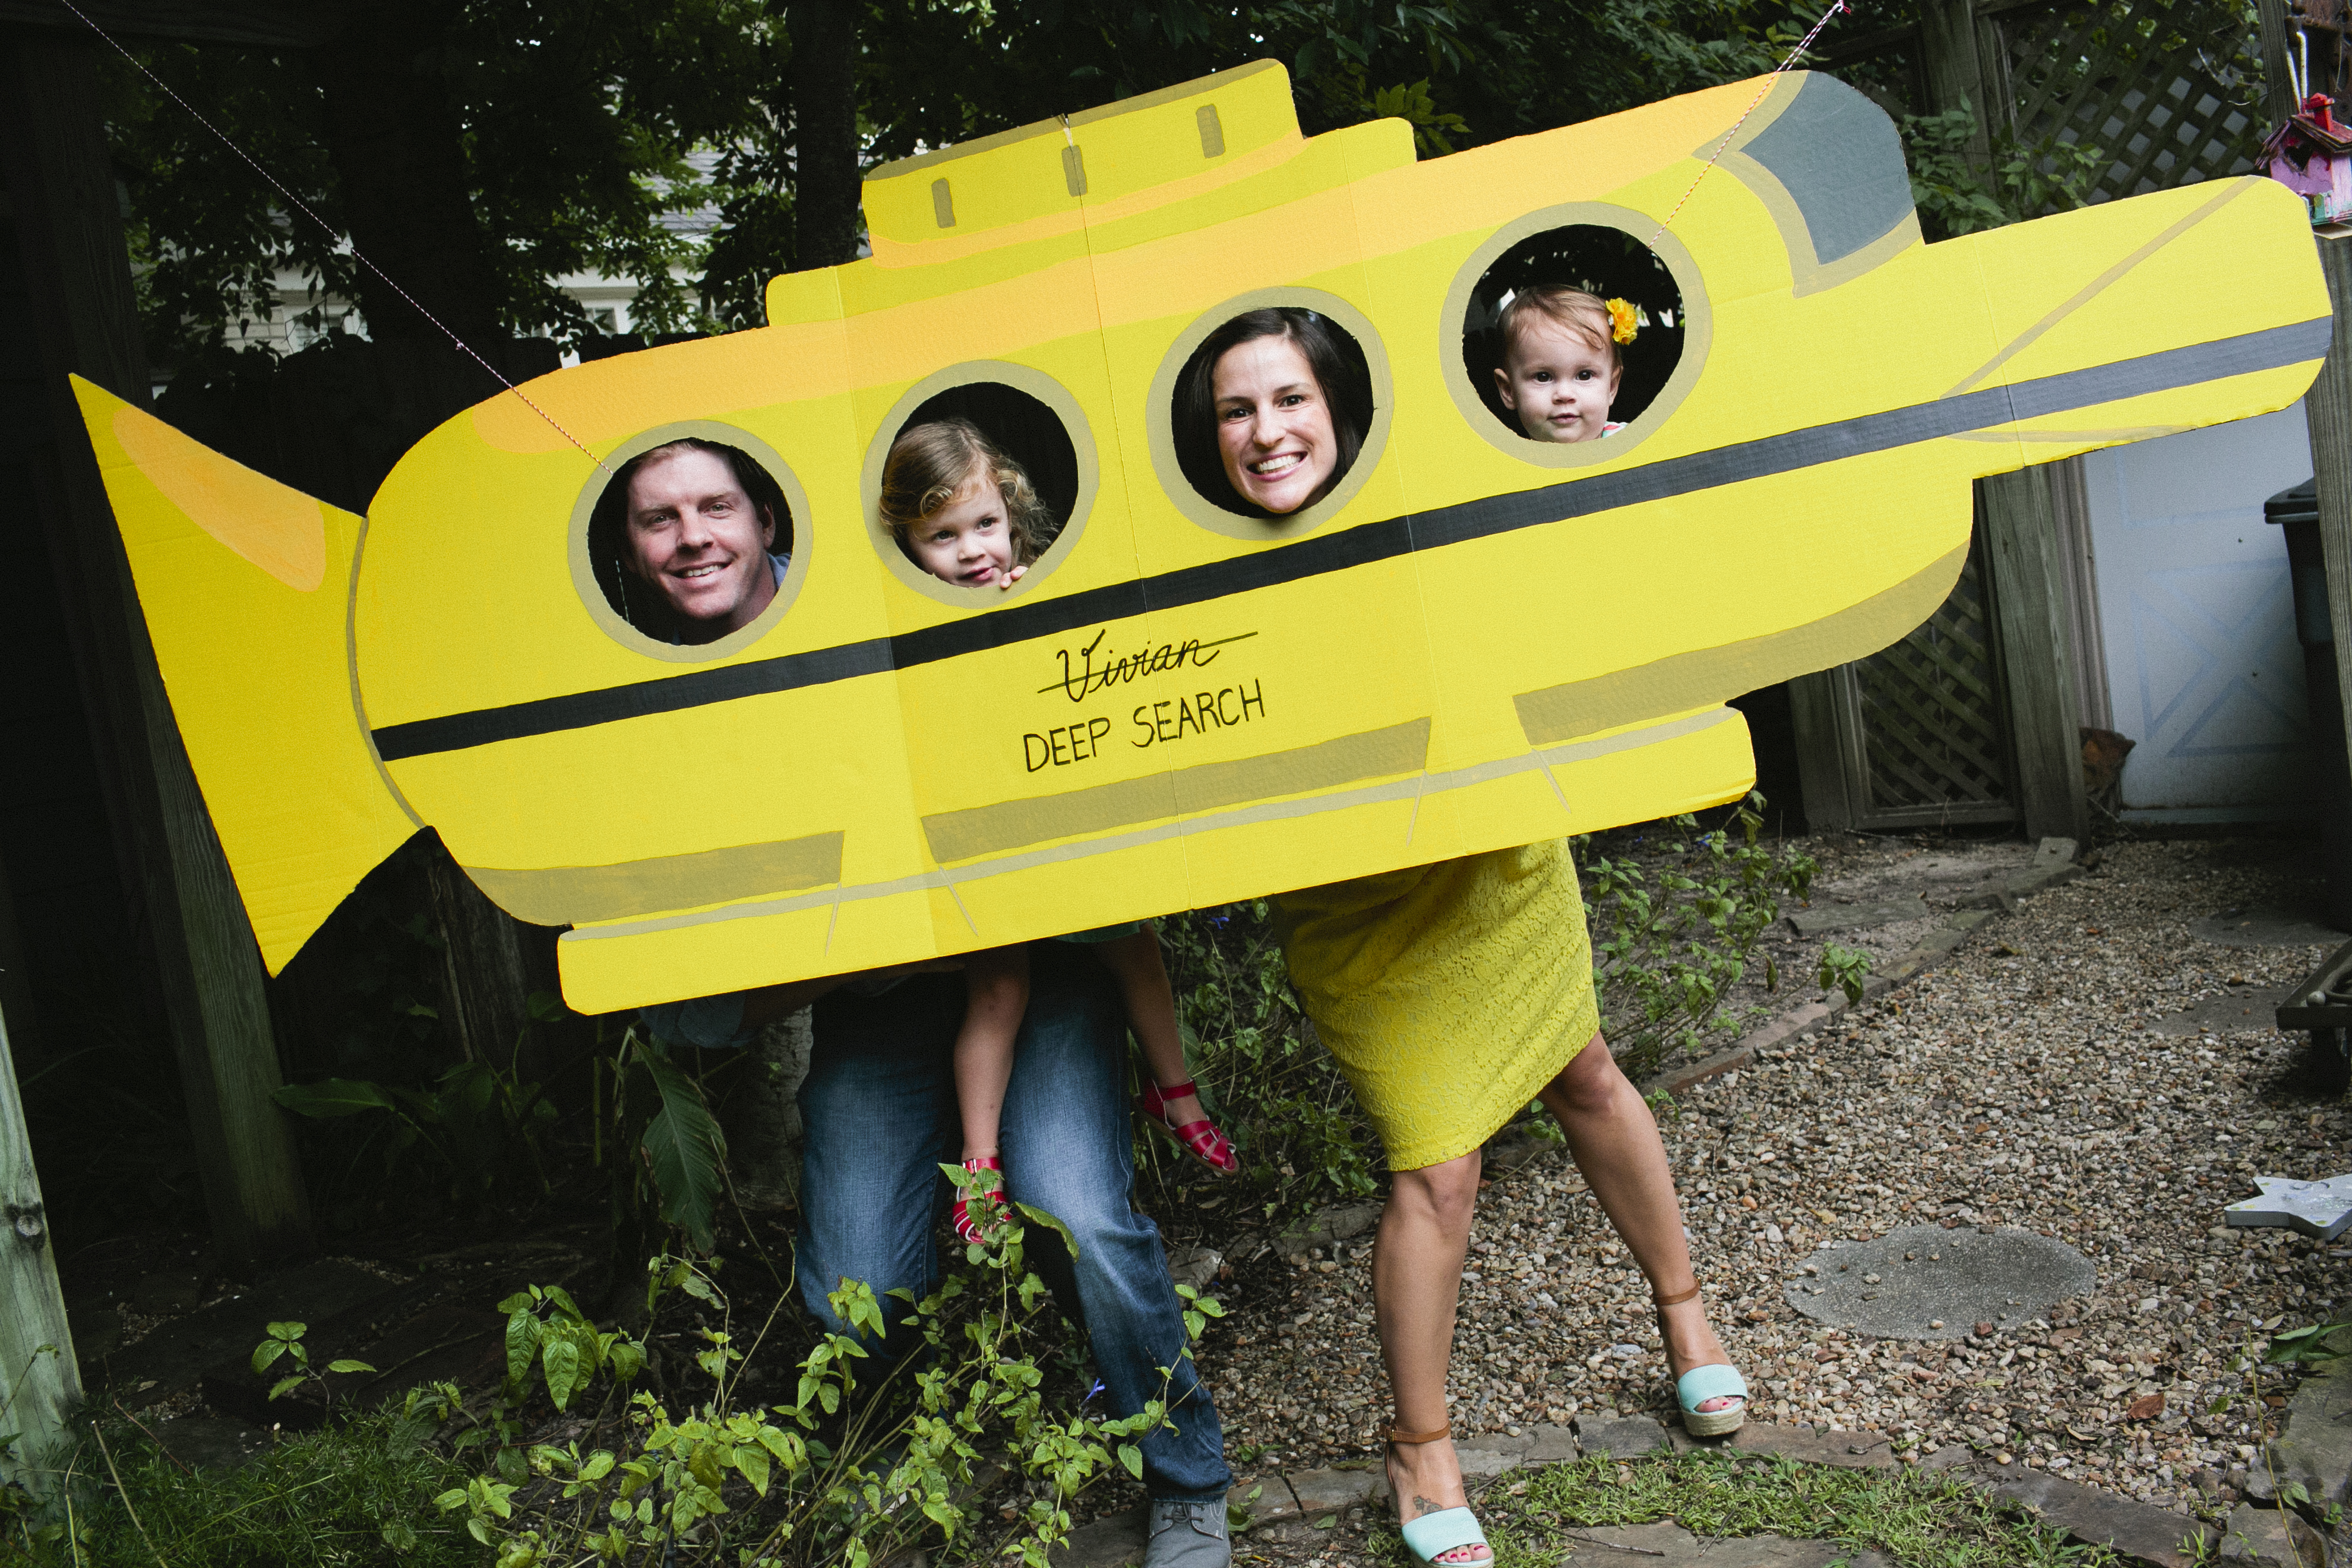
[1387,1422,1492,1566]
[1656,1284,1748,1437]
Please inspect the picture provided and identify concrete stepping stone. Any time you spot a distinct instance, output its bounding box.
[2192,905,2346,949]
[2148,987,2294,1036]
[1787,895,1933,937]
[1784,1225,2095,1340]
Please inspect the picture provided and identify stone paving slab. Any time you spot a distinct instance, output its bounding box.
[2215,1501,2327,1567]
[1783,1225,2097,1341]
[2191,905,2347,949]
[1959,1455,2218,1568]
[1787,896,1934,937]
[2250,1358,2352,1509]
[1052,1418,2225,1566]
[2147,987,2297,1038]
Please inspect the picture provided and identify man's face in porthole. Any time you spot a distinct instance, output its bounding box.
[622,445,777,638]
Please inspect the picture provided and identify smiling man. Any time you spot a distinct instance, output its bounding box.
[619,440,789,642]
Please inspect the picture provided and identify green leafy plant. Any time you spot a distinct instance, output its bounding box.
[251,1320,378,1412]
[440,1218,1200,1567]
[271,990,566,1206]
[1578,794,1836,1080]
[1817,943,1872,1007]
[1155,900,1385,1219]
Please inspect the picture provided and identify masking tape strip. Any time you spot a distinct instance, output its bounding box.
[920,717,1431,863]
[373,317,2328,764]
[1513,542,1967,745]
[463,830,846,926]
[562,709,1737,946]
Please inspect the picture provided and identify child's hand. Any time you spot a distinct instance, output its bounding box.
[997,562,1028,591]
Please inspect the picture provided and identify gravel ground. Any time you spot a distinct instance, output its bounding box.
[1197,834,2352,1531]
[1606,828,2037,1082]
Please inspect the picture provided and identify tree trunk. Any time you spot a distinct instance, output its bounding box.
[792,0,862,268]
[307,2,506,349]
[1,31,312,1270]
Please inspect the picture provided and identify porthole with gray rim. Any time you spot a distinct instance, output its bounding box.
[860,362,1096,609]
[571,422,812,662]
[1149,287,1392,541]
[1445,204,1710,466]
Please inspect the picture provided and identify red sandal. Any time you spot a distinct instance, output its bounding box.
[953,1155,1006,1244]
[1136,1079,1239,1176]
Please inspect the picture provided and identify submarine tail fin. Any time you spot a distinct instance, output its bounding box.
[71,375,419,974]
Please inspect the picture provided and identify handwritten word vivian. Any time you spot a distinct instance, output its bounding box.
[1040,629,1257,704]
[1133,681,1266,749]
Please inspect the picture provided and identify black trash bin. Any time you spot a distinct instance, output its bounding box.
[2267,478,2352,1090]
[2266,478,2352,928]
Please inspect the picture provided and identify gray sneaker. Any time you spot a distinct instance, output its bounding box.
[1143,1499,1231,1568]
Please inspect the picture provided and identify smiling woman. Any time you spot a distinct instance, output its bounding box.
[584,433,799,650]
[1172,306,1376,521]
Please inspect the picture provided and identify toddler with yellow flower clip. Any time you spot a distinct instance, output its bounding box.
[1492,286,1640,444]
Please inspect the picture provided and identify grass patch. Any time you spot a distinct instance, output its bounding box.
[3,1408,477,1567]
[1367,1451,2127,1568]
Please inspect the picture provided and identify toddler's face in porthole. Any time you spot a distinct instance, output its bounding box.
[909,469,1019,587]
[1496,314,1622,444]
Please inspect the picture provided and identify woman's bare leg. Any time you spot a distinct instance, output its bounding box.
[1374,1149,1491,1564]
[1535,1033,1738,1412]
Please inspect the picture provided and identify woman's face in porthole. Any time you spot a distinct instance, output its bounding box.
[1212,334,1338,516]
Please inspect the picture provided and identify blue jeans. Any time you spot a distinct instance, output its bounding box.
[796,942,1231,1503]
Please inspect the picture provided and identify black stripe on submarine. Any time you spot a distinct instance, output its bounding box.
[370,316,2329,764]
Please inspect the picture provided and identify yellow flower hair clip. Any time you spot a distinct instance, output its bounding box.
[1605,297,1640,345]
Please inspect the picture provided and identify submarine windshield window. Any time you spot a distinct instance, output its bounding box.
[1463,225,1686,442]
[878,382,1080,585]
[589,438,796,646]
[1170,306,1376,521]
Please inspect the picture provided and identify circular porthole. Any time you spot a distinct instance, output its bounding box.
[861,362,1096,609]
[570,422,811,660]
[1147,287,1392,541]
[1444,204,1709,466]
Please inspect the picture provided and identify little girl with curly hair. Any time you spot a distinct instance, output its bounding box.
[877,420,1240,1241]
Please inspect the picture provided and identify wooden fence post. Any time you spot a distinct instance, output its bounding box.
[2302,243,2352,786]
[1977,473,2091,842]
[0,30,312,1268]
[1915,0,2091,845]
[0,997,78,1487]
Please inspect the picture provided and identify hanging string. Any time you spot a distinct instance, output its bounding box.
[1649,0,1855,246]
[56,0,612,476]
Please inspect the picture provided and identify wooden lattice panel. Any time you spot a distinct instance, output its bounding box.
[1853,547,2015,820]
[1996,0,2265,211]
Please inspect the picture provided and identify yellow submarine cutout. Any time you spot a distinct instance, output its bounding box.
[75,62,2328,1014]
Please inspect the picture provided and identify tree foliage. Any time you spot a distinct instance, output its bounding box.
[108,0,1807,357]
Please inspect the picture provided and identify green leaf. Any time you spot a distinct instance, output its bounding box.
[505,1310,542,1387]
[543,1338,583,1410]
[1118,1443,1143,1480]
[270,1078,396,1118]
[640,1052,726,1251]
[732,1443,771,1495]
[1013,1202,1077,1260]
[251,1339,288,1374]
[324,1359,377,1374]
[267,1321,306,1342]
[268,1375,306,1401]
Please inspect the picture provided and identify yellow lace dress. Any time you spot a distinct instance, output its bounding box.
[1272,837,1599,1172]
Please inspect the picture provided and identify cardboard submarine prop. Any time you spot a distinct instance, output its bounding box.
[75,61,2329,1014]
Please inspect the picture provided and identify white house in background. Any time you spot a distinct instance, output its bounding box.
[222,152,726,366]
[228,264,681,365]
